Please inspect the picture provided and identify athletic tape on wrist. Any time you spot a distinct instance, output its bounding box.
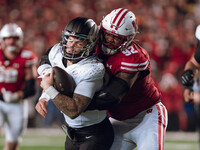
[39,92,51,102]
[45,86,59,99]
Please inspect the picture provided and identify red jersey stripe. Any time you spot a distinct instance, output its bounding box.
[121,60,149,67]
[161,105,167,150]
[156,105,162,150]
[121,60,149,71]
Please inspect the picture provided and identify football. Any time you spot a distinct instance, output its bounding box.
[53,66,76,97]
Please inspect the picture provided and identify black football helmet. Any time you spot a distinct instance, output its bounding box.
[61,17,99,61]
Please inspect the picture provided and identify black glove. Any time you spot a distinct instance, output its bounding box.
[181,70,194,87]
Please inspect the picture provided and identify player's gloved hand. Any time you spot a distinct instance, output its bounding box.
[1,88,19,103]
[38,67,52,78]
[181,70,194,87]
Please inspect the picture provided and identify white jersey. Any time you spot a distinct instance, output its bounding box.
[46,43,107,128]
[195,25,200,40]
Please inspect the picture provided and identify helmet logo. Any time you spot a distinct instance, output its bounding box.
[110,8,129,30]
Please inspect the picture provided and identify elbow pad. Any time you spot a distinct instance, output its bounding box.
[86,77,130,111]
[23,79,36,98]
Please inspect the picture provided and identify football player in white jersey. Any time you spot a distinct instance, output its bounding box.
[35,17,114,150]
[0,23,37,150]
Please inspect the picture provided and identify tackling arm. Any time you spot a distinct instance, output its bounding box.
[85,72,139,111]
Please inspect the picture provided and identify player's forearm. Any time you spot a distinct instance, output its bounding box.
[52,93,91,119]
[184,56,200,71]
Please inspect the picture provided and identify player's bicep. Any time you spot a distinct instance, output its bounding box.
[191,55,200,69]
[115,72,139,88]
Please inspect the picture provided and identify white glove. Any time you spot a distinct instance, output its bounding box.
[39,92,51,102]
[38,67,52,78]
[1,88,19,103]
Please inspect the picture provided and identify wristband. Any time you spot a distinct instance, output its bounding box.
[45,86,59,99]
[39,92,51,102]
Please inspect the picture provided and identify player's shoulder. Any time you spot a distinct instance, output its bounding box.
[49,43,61,56]
[119,42,149,62]
[81,55,105,72]
[48,43,62,62]
[77,56,105,81]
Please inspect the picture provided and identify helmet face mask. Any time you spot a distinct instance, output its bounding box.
[0,23,23,53]
[100,27,127,55]
[61,32,90,61]
[60,17,99,61]
[100,8,138,55]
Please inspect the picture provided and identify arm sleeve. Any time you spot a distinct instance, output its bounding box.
[85,76,130,111]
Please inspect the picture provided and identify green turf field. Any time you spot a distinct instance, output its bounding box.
[0,129,199,150]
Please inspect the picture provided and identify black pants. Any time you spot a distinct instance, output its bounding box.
[65,117,114,150]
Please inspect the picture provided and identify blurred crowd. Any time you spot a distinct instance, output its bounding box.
[1,0,200,131]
